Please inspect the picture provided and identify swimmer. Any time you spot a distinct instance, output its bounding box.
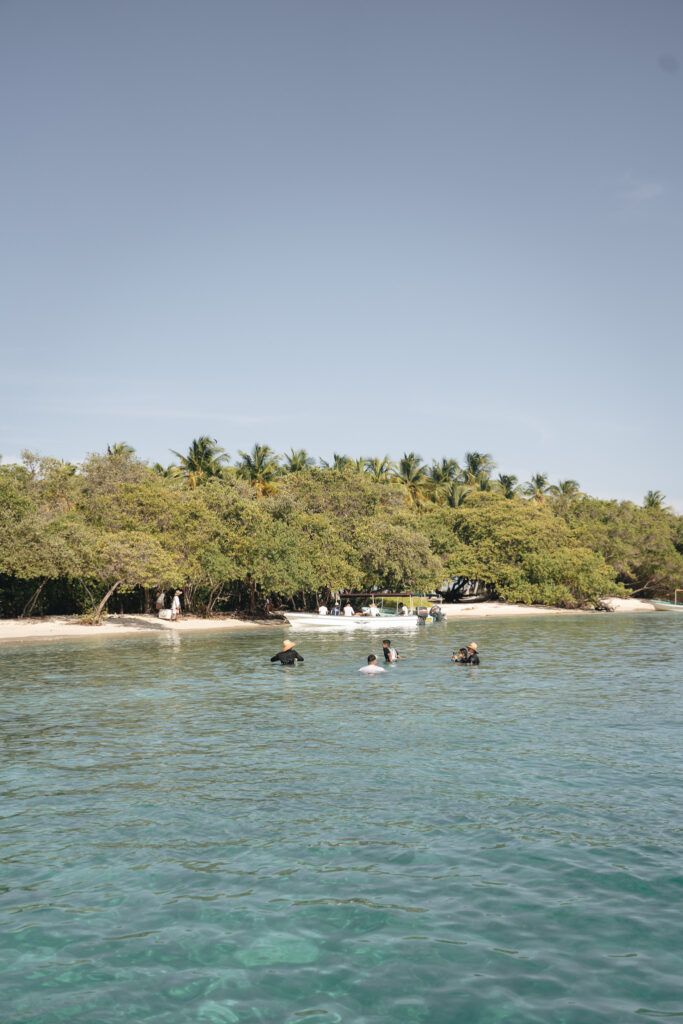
[359,654,386,675]
[382,639,403,663]
[270,640,304,665]
[452,647,469,663]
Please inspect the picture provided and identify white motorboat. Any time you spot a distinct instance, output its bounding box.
[284,611,420,629]
[284,592,445,629]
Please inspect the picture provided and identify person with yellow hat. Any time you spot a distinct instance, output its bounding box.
[270,639,304,665]
[466,642,479,665]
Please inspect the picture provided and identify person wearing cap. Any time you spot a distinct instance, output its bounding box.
[270,640,304,666]
[170,590,182,622]
[466,642,479,665]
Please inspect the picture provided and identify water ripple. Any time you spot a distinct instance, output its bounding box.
[1,615,682,1023]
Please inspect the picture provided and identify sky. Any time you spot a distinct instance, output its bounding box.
[2,0,682,509]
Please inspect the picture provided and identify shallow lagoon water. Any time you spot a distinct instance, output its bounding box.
[2,614,682,1023]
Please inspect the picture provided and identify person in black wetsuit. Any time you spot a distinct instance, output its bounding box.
[465,642,480,665]
[452,643,480,665]
[270,640,304,665]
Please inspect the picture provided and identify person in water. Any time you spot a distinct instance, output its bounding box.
[382,639,403,663]
[359,654,386,674]
[271,640,304,665]
[452,643,479,664]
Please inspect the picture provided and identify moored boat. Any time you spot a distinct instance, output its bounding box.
[284,611,420,629]
[284,592,445,629]
[650,599,683,612]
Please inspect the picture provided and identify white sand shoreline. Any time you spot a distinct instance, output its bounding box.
[0,598,657,646]
[438,597,656,619]
[0,613,271,646]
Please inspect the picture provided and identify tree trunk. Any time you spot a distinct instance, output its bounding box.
[143,587,152,614]
[21,577,48,618]
[94,581,123,623]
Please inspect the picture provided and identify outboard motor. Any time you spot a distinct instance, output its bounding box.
[429,605,446,622]
[416,607,430,623]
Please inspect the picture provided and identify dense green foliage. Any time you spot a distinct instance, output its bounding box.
[0,444,680,620]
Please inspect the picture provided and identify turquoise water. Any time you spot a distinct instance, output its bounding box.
[2,615,682,1023]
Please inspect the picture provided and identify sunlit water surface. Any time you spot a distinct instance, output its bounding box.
[2,615,682,1024]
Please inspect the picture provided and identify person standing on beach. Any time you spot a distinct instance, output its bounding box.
[155,591,165,613]
[271,640,304,665]
[170,590,182,622]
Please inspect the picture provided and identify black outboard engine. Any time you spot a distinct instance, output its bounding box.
[416,607,430,623]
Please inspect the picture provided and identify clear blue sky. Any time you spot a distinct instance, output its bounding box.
[2,0,682,509]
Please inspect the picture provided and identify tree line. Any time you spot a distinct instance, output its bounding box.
[0,439,680,621]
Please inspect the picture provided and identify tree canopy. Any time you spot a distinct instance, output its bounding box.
[0,442,680,619]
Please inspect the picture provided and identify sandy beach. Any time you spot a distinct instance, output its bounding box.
[438,597,656,618]
[0,613,269,645]
[0,598,657,645]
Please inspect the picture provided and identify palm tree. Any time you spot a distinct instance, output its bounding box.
[463,451,496,487]
[170,436,229,487]
[443,482,468,508]
[428,458,460,486]
[497,473,519,499]
[106,442,135,457]
[523,473,551,502]
[153,462,182,480]
[364,455,396,482]
[643,490,669,510]
[237,443,281,496]
[320,453,353,471]
[549,479,581,499]
[396,452,428,503]
[283,448,315,473]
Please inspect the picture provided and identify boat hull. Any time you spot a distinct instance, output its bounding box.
[284,612,421,629]
[650,600,683,612]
